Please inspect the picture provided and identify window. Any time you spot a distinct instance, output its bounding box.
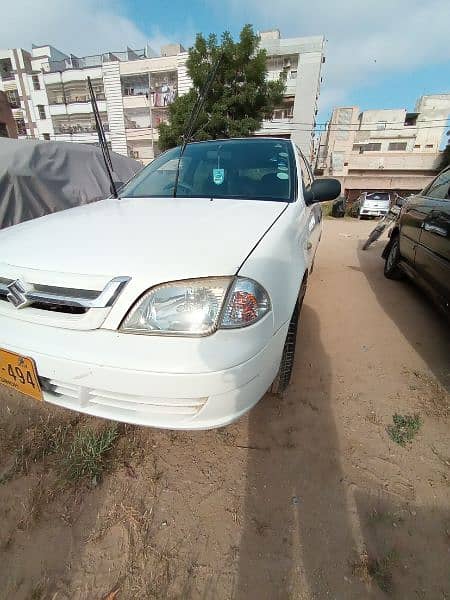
[6,89,20,109]
[37,105,46,120]
[296,146,313,189]
[32,74,41,90]
[376,121,387,130]
[425,144,434,148]
[361,143,382,152]
[414,144,421,149]
[423,169,450,200]
[0,122,8,138]
[290,70,297,79]
[15,118,26,136]
[43,133,50,141]
[404,113,418,127]
[388,142,407,151]
[121,139,295,202]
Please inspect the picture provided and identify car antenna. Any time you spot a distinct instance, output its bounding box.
[173,52,223,198]
[87,75,119,199]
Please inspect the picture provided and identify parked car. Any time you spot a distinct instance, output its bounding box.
[358,191,391,219]
[0,138,340,429]
[383,165,450,318]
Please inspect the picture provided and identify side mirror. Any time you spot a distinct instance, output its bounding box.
[304,178,341,205]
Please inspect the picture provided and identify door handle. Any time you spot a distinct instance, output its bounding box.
[423,222,447,237]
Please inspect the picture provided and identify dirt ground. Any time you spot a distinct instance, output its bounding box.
[0,218,449,600]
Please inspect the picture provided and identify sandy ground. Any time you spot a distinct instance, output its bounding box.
[0,218,449,600]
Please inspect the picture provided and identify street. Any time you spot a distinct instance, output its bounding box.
[0,218,449,599]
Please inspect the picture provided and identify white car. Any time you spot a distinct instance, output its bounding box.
[0,138,340,429]
[358,191,391,219]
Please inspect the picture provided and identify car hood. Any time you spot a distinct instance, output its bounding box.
[0,196,286,283]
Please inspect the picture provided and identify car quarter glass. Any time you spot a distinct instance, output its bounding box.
[120,138,296,202]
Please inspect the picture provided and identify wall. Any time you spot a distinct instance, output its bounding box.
[291,49,323,158]
[103,61,127,156]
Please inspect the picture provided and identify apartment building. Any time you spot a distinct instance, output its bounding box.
[0,91,17,138]
[0,29,324,164]
[316,94,450,199]
[0,47,36,138]
[257,29,325,160]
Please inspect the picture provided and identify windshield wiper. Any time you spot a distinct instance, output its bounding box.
[88,76,119,199]
[173,53,223,198]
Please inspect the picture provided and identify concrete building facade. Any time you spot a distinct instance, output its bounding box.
[0,30,324,164]
[0,91,17,138]
[257,29,325,160]
[0,47,36,139]
[316,95,450,200]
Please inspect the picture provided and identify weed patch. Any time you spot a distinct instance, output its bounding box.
[61,425,119,485]
[387,413,422,446]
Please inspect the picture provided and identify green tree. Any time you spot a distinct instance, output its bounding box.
[158,25,286,151]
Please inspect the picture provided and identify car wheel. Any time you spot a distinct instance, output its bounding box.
[384,235,404,280]
[271,278,306,396]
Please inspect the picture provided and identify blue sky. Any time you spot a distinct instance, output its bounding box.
[2,0,450,135]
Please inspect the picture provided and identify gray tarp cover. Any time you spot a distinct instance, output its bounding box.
[0,138,142,228]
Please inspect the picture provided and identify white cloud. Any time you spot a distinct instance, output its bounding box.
[217,0,450,114]
[0,0,149,55]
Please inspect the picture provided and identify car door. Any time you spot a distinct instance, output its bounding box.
[399,192,429,266]
[295,146,320,270]
[413,168,450,309]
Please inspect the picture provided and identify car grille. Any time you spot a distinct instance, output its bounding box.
[0,276,129,314]
[40,377,207,419]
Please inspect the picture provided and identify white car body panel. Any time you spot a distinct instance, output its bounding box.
[0,139,324,429]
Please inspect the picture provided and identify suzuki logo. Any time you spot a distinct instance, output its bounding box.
[6,279,29,309]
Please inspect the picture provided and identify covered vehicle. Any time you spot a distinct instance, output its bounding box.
[0,138,141,229]
[358,191,391,219]
[0,138,340,429]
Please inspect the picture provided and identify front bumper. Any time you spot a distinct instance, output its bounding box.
[0,315,287,429]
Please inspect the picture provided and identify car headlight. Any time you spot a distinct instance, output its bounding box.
[120,277,271,336]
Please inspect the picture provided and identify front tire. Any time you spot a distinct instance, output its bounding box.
[271,278,306,396]
[384,236,404,280]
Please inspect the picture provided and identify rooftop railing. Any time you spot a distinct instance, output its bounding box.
[42,49,147,73]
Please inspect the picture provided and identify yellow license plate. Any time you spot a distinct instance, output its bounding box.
[0,348,43,401]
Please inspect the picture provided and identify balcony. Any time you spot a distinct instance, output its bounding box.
[49,93,106,104]
[347,152,440,172]
[54,122,109,135]
[48,100,107,116]
[126,127,160,141]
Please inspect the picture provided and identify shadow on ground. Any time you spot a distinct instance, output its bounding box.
[354,489,450,599]
[235,305,372,599]
[357,240,449,391]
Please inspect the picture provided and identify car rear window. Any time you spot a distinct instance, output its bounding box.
[120,139,296,202]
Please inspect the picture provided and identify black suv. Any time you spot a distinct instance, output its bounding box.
[382,166,450,318]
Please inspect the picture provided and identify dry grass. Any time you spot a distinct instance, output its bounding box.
[352,549,399,594]
[61,425,119,485]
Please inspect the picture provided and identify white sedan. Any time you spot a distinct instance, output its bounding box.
[0,138,340,429]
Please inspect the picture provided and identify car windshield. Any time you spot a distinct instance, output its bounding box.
[120,138,296,202]
[365,193,390,202]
